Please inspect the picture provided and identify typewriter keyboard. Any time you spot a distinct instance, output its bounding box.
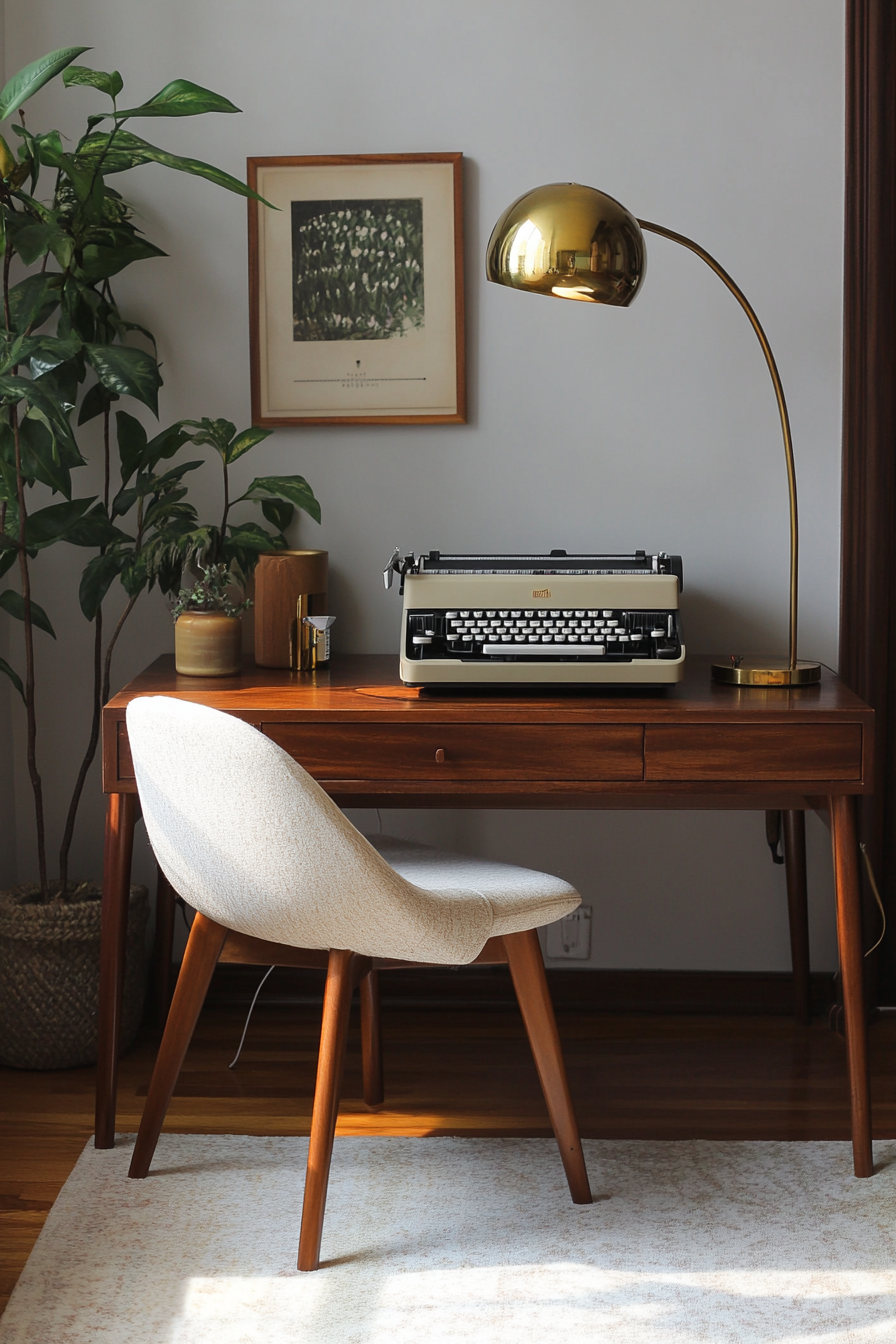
[405,608,682,662]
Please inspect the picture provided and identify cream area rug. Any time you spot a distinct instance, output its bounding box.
[2,1136,896,1343]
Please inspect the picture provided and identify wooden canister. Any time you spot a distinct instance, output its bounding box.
[254,550,328,668]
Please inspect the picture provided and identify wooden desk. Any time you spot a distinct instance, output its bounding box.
[98,653,875,1175]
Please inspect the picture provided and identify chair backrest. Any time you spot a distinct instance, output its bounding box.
[126,697,492,963]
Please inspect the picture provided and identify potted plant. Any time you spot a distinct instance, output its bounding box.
[172,563,249,675]
[0,47,319,1067]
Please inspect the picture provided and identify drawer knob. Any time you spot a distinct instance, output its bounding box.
[435,748,446,764]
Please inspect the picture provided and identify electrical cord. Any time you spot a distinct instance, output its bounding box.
[228,965,275,1069]
[860,843,887,957]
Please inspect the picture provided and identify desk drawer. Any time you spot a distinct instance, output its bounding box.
[263,723,644,781]
[645,724,863,780]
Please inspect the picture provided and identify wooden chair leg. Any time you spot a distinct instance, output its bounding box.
[503,929,592,1205]
[783,810,811,1024]
[298,948,357,1272]
[359,968,384,1107]
[128,913,228,1179]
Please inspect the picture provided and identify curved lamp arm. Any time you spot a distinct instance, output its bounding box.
[638,219,799,671]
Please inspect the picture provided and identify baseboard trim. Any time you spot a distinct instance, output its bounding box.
[206,963,838,1017]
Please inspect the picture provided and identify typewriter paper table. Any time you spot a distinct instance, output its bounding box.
[98,653,875,1175]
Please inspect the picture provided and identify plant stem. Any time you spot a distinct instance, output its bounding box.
[57,406,113,894]
[102,592,137,707]
[57,607,101,897]
[4,229,48,897]
[218,458,230,564]
[103,400,111,510]
[3,235,12,332]
[11,403,48,899]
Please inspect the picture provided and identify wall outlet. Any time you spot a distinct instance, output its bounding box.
[545,906,592,960]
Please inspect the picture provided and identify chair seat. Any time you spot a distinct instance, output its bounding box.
[369,835,581,939]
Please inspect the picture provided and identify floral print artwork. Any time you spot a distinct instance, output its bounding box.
[291,197,424,341]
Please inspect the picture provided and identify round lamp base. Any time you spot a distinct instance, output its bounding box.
[711,656,822,687]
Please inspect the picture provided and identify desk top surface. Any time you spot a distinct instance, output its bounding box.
[105,654,871,725]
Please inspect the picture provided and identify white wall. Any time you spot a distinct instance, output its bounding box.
[2,0,845,971]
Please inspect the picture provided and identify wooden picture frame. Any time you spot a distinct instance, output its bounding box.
[247,152,465,426]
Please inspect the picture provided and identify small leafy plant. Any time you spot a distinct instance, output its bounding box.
[171,563,250,620]
[0,47,319,900]
[164,416,320,582]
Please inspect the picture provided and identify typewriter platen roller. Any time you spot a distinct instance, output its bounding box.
[383,549,685,686]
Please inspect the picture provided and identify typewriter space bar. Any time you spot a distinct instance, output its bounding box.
[482,643,608,657]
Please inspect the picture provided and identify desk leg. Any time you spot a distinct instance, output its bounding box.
[95,792,137,1149]
[783,811,811,1025]
[830,794,873,1177]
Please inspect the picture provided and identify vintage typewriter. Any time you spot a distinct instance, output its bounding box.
[383,549,685,686]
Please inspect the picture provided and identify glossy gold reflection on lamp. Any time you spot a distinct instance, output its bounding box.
[486,182,821,687]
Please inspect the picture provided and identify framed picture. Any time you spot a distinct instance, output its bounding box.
[247,153,465,426]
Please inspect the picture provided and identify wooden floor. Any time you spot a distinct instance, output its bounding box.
[4,1001,896,1316]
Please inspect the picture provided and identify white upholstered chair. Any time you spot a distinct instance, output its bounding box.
[126,696,592,1270]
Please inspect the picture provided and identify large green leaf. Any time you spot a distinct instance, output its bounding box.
[7,273,63,334]
[260,497,294,532]
[4,334,82,380]
[17,415,73,496]
[182,417,235,458]
[147,459,203,496]
[226,425,271,464]
[62,65,123,99]
[33,128,65,167]
[144,421,190,464]
[0,461,17,507]
[77,380,118,426]
[108,316,157,350]
[85,343,161,415]
[0,656,24,701]
[239,474,322,524]
[31,354,83,413]
[24,497,94,548]
[120,552,151,598]
[222,521,285,580]
[63,502,132,548]
[78,238,167,284]
[13,220,73,269]
[0,551,17,579]
[225,521,282,551]
[0,374,76,450]
[78,548,127,620]
[75,129,273,204]
[114,79,240,119]
[0,587,55,637]
[115,410,147,484]
[141,497,196,532]
[110,484,139,519]
[0,46,90,122]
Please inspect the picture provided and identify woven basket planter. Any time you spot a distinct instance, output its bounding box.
[0,882,149,1070]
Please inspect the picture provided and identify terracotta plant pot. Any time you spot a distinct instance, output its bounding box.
[175,611,242,676]
[0,882,149,1070]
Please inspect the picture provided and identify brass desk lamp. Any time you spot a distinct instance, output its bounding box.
[486,182,820,687]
